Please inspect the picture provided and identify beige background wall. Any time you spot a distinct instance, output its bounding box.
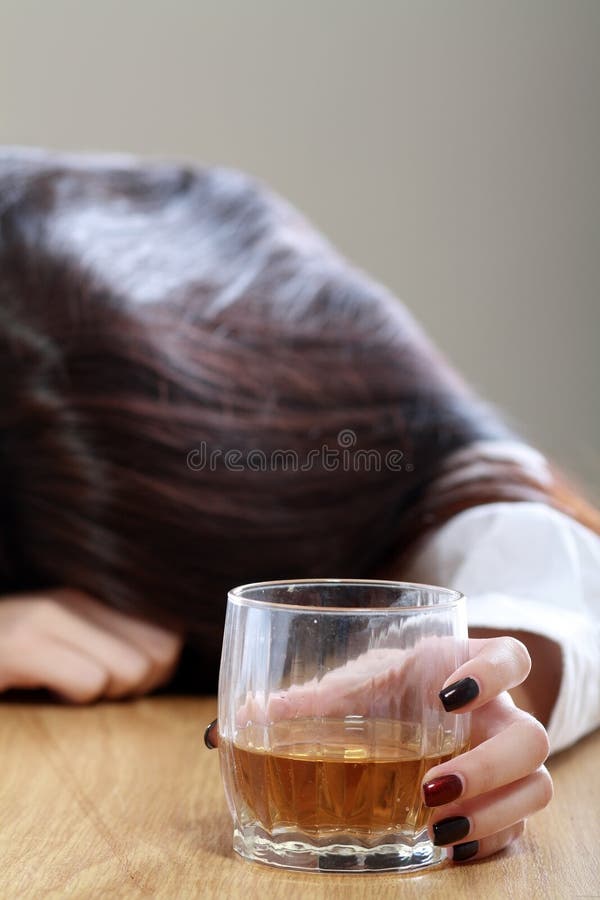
[1,0,598,494]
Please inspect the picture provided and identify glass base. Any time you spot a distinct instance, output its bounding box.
[233,824,446,873]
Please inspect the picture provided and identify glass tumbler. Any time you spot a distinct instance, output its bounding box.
[216,579,469,873]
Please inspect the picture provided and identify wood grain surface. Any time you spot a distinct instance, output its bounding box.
[0,697,598,899]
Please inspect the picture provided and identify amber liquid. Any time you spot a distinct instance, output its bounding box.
[224,718,462,836]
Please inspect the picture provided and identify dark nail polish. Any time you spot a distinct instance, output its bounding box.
[204,718,218,749]
[439,677,479,712]
[452,840,479,862]
[432,815,471,846]
[423,774,463,807]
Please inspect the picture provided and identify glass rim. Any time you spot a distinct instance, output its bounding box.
[227,578,464,614]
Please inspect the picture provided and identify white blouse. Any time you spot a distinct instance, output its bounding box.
[403,501,600,754]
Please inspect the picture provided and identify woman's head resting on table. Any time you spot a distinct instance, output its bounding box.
[0,148,597,686]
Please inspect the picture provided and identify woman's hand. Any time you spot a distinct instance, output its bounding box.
[422,636,553,862]
[0,588,183,702]
[228,634,553,863]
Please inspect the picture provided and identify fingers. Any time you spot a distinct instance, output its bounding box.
[0,591,183,702]
[423,707,549,806]
[422,690,551,863]
[58,589,182,662]
[451,821,526,863]
[236,647,414,725]
[439,636,531,713]
[32,599,153,699]
[428,766,552,848]
[3,640,109,703]
[56,590,183,694]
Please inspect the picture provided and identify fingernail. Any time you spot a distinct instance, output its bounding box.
[452,840,479,862]
[432,815,471,846]
[204,718,218,749]
[423,773,463,807]
[439,677,479,711]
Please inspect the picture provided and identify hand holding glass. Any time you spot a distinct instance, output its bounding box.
[217,580,470,873]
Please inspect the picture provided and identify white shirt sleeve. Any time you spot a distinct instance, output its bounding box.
[402,501,600,754]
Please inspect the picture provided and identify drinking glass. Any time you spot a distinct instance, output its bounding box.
[216,579,469,873]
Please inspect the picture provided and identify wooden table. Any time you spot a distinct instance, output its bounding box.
[0,697,598,899]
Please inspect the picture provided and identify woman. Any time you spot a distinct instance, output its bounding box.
[0,148,598,862]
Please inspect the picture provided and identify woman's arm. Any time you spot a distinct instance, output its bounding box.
[399,500,600,753]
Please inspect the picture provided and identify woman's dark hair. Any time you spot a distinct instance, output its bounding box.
[1,149,597,684]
